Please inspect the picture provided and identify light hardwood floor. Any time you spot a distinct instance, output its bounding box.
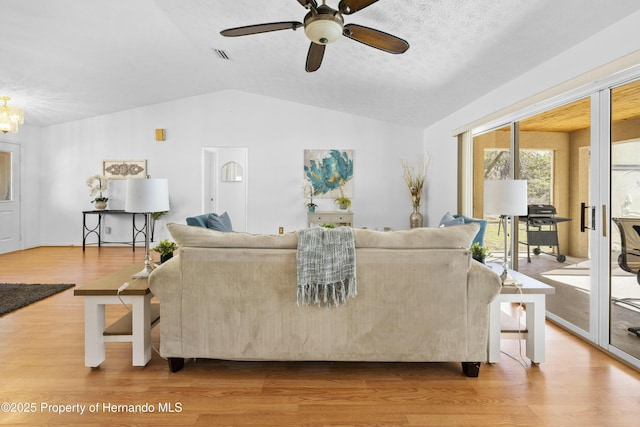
[1,246,640,426]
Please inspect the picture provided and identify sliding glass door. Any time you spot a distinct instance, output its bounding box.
[609,79,640,362]
[517,98,593,336]
[473,100,595,336]
[467,73,640,370]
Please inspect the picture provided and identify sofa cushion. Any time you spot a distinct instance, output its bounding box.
[353,223,479,249]
[168,223,298,249]
[206,212,233,232]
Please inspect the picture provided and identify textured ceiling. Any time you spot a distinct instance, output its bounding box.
[2,0,640,129]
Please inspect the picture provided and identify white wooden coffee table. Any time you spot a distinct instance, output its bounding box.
[74,264,160,367]
[486,264,555,364]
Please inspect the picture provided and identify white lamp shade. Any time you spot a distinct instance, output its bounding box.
[484,180,528,216]
[125,178,170,213]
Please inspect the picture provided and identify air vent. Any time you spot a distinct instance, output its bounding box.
[212,48,231,60]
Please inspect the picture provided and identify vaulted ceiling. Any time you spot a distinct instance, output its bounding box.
[2,0,640,129]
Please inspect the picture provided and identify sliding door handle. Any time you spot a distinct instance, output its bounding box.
[580,202,595,232]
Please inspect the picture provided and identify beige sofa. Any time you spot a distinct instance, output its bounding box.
[149,222,501,376]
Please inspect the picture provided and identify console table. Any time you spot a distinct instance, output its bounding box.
[82,210,147,251]
[307,211,353,228]
[487,264,555,364]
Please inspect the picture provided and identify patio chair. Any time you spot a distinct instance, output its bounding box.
[612,217,640,337]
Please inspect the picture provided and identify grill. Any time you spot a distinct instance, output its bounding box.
[519,204,571,263]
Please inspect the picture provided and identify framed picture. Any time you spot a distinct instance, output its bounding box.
[304,149,354,199]
[102,160,147,179]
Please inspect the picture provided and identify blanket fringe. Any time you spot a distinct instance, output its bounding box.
[297,278,357,308]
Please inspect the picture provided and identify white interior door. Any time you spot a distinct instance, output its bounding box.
[0,141,21,254]
[202,147,248,232]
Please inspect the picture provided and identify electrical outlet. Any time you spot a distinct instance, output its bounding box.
[105,226,111,234]
[278,226,284,234]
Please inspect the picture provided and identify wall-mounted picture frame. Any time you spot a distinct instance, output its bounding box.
[304,149,354,199]
[102,159,147,179]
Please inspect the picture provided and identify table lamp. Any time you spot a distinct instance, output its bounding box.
[484,179,528,284]
[125,178,170,279]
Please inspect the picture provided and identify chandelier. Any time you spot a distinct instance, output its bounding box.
[0,96,25,134]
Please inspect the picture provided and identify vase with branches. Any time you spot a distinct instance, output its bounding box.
[401,154,430,228]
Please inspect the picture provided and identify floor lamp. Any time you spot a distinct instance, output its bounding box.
[484,179,528,284]
[125,178,170,279]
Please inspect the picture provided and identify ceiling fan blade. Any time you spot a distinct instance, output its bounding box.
[343,24,409,54]
[305,42,326,72]
[297,0,317,9]
[338,0,379,14]
[221,22,303,37]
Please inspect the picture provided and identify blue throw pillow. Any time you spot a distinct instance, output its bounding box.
[219,211,233,231]
[453,214,487,247]
[186,214,209,227]
[439,211,465,227]
[206,212,233,232]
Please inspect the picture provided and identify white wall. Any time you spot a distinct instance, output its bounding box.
[36,90,423,246]
[423,9,640,226]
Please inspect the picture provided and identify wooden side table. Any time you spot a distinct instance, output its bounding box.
[486,264,556,364]
[307,211,353,228]
[74,264,160,367]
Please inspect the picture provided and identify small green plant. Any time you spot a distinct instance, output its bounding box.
[471,242,491,260]
[151,211,168,221]
[320,223,336,228]
[334,187,351,210]
[152,239,178,256]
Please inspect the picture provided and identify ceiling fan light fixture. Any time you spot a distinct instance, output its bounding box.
[0,96,24,134]
[304,13,343,45]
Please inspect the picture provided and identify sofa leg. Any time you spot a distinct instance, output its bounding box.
[461,362,481,377]
[168,357,185,373]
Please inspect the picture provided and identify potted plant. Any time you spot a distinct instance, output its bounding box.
[471,242,491,264]
[334,187,351,211]
[152,239,178,263]
[302,178,317,213]
[86,175,109,210]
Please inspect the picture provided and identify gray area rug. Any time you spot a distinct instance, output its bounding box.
[0,283,75,316]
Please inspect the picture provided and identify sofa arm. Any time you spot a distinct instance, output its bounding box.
[148,256,182,302]
[148,257,183,357]
[465,261,502,361]
[468,261,502,304]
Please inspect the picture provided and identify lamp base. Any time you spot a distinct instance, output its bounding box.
[132,251,154,279]
[502,276,522,287]
[131,264,154,279]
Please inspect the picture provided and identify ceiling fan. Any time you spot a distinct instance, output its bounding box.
[220,0,409,72]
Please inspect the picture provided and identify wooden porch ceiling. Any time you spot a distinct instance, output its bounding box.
[503,79,640,133]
